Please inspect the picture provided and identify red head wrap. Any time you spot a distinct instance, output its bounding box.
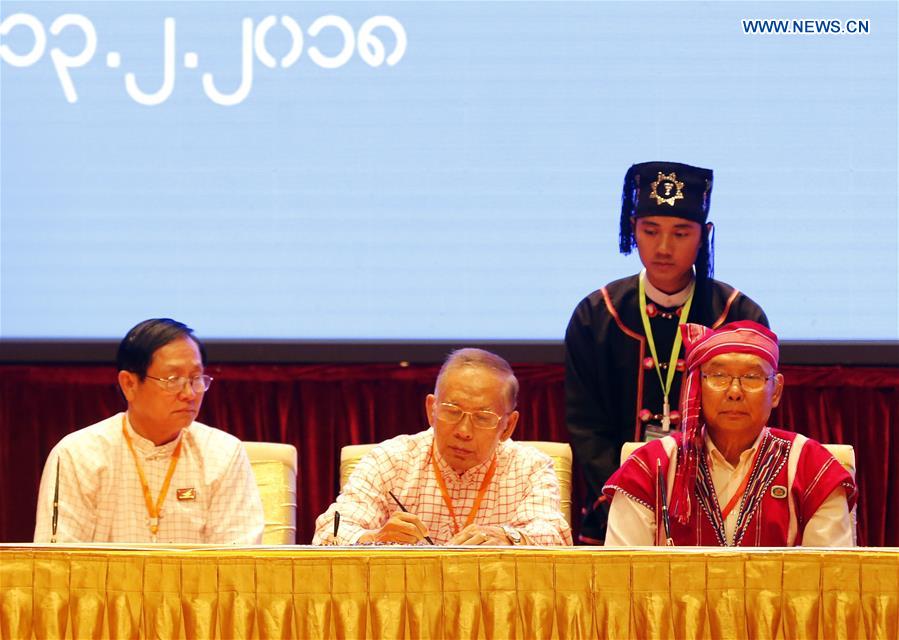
[669,320,779,524]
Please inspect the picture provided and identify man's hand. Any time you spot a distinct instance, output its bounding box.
[449,524,511,546]
[358,512,431,545]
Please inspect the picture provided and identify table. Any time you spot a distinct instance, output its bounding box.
[1,545,897,639]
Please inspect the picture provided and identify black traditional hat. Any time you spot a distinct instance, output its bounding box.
[618,161,715,278]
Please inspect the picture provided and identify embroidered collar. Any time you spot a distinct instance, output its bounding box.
[694,428,790,546]
[641,269,695,308]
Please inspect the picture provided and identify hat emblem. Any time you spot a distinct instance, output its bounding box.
[650,172,685,206]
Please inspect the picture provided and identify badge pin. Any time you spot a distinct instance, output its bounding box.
[650,171,685,206]
[770,485,788,499]
[176,488,197,501]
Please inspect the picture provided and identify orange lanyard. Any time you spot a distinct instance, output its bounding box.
[431,445,497,535]
[122,415,183,542]
[720,447,761,521]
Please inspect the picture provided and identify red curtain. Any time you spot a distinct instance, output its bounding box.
[1,363,896,545]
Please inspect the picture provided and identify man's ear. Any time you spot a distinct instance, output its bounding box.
[118,370,138,402]
[771,372,785,408]
[500,411,519,442]
[425,394,437,427]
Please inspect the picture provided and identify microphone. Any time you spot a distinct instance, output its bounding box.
[50,458,60,543]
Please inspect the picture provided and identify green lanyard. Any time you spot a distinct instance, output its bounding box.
[638,272,695,431]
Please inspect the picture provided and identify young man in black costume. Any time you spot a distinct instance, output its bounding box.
[565,161,768,544]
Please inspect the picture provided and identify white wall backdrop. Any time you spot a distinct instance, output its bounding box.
[2,1,896,340]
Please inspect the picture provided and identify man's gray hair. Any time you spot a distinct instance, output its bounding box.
[436,348,519,411]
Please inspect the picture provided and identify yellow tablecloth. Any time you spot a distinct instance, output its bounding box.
[1,545,896,639]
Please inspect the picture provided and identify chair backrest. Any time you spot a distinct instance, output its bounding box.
[619,440,857,543]
[823,444,855,477]
[339,444,378,492]
[243,442,298,545]
[620,441,645,466]
[527,441,574,528]
[339,440,574,527]
[820,444,857,546]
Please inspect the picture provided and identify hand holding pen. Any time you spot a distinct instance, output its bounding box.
[321,511,341,545]
[388,491,435,545]
[356,491,435,545]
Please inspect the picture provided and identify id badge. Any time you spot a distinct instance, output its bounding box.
[643,424,670,442]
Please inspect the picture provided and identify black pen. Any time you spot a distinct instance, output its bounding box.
[388,490,435,545]
[333,511,341,540]
[51,458,60,543]
[657,460,674,546]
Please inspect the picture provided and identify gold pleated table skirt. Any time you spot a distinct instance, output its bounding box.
[1,545,896,639]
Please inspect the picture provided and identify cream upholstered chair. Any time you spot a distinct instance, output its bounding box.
[243,442,298,545]
[821,444,858,545]
[339,441,574,527]
[339,443,378,490]
[619,440,857,543]
[528,441,574,528]
[619,441,645,466]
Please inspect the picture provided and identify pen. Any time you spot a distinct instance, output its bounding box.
[657,460,674,547]
[387,490,435,545]
[51,458,60,543]
[333,511,341,540]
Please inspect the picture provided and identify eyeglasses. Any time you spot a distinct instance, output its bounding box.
[435,402,506,430]
[145,374,213,394]
[701,372,774,392]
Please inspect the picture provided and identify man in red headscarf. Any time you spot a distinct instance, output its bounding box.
[602,321,856,546]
